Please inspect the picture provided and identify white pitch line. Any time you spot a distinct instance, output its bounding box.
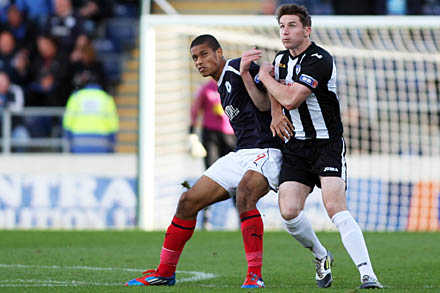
[0,264,217,287]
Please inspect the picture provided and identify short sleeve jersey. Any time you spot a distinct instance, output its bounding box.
[217,58,281,150]
[273,42,343,139]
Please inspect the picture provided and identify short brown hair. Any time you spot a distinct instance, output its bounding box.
[276,4,311,27]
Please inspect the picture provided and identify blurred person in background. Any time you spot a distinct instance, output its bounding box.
[2,4,38,53]
[27,33,71,108]
[189,79,236,228]
[0,71,30,150]
[26,34,71,139]
[70,40,107,91]
[63,83,119,153]
[42,0,88,62]
[189,79,235,170]
[0,30,28,86]
[0,0,10,24]
[72,0,115,35]
[15,0,53,28]
[260,0,277,15]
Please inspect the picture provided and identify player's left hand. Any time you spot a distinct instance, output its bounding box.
[240,47,262,74]
[270,113,294,142]
[259,63,274,80]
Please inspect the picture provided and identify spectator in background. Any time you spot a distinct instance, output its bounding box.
[71,40,107,91]
[42,0,88,62]
[27,34,71,107]
[260,0,277,15]
[0,71,30,149]
[15,0,53,28]
[26,34,71,139]
[0,30,28,86]
[63,84,119,153]
[0,0,10,24]
[72,0,115,35]
[3,4,38,53]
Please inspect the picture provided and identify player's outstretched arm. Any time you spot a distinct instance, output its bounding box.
[259,63,310,110]
[240,48,270,111]
[269,94,294,142]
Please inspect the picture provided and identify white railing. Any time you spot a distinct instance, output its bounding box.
[1,107,69,153]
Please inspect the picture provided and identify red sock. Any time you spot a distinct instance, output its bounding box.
[240,209,263,277]
[156,216,196,277]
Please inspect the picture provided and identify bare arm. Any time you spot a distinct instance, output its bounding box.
[240,48,270,112]
[269,94,294,141]
[259,63,311,110]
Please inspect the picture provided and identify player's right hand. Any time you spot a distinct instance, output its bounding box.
[240,47,262,74]
[270,114,294,143]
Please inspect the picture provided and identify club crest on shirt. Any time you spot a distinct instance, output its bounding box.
[299,74,318,88]
[295,64,301,75]
[254,74,261,84]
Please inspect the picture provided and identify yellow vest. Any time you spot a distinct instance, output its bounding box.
[63,88,119,135]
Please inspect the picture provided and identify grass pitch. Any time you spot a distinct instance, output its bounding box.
[0,230,439,292]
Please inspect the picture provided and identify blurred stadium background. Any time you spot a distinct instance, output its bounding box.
[0,0,439,233]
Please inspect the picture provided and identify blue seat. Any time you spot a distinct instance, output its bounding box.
[93,39,117,54]
[112,3,138,18]
[105,18,138,52]
[98,53,122,84]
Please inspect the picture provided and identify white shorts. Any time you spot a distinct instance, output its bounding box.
[203,148,282,197]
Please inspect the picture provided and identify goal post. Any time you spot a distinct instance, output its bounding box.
[138,14,440,231]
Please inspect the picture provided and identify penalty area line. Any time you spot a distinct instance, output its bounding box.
[0,264,217,287]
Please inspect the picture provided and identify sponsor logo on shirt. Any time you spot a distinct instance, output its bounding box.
[225,81,232,93]
[323,167,338,172]
[311,53,323,59]
[224,105,240,121]
[299,74,319,88]
[278,63,286,68]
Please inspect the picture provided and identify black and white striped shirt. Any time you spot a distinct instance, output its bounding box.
[273,42,343,140]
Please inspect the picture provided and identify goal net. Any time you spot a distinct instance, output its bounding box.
[138,15,440,231]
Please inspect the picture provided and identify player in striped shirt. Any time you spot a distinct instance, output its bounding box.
[258,3,383,289]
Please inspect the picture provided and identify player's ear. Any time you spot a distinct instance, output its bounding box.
[304,26,312,38]
[216,47,223,58]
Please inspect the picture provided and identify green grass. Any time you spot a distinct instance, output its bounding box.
[0,230,439,292]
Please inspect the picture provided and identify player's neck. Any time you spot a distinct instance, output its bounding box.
[289,39,312,57]
[212,58,226,82]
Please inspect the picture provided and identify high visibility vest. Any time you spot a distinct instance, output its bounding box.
[63,88,119,153]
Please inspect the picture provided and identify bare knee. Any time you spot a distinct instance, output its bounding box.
[323,198,346,218]
[279,204,302,221]
[321,177,347,218]
[278,182,309,221]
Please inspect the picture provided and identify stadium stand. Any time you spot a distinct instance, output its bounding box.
[114,45,139,153]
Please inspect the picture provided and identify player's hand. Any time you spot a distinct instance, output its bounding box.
[270,114,294,143]
[240,47,262,74]
[259,63,274,80]
[188,134,207,158]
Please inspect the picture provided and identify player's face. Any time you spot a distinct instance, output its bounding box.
[191,43,223,78]
[279,14,311,51]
